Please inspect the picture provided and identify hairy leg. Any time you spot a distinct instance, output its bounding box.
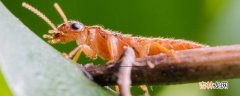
[133,43,151,96]
[106,35,125,64]
[106,35,125,92]
[64,45,97,62]
[151,42,180,61]
[73,49,82,62]
[136,42,180,96]
[63,45,82,59]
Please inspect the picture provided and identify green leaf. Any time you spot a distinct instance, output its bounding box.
[0,2,113,96]
[0,69,12,96]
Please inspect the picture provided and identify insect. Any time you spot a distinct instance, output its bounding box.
[22,2,206,94]
[22,2,205,64]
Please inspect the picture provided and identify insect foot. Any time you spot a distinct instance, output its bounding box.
[62,53,70,59]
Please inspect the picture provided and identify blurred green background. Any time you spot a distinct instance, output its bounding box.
[1,0,240,96]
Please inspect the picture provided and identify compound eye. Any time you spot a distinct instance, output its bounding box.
[70,22,84,31]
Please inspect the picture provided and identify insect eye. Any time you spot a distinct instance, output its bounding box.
[70,22,84,31]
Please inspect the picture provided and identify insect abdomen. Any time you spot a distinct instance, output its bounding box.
[153,39,206,50]
[123,37,206,57]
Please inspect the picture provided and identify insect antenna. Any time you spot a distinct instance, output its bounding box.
[22,2,57,30]
[53,3,69,26]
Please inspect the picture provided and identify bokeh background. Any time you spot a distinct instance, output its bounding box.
[1,0,240,96]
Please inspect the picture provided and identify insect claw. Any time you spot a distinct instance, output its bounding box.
[62,52,70,59]
[48,39,60,44]
[48,30,58,34]
[43,34,53,39]
[48,40,54,44]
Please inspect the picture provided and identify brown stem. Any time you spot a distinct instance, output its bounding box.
[80,45,240,86]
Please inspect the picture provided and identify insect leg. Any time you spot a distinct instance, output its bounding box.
[140,85,150,96]
[63,45,82,59]
[64,45,96,62]
[81,45,97,59]
[138,42,179,96]
[139,43,151,58]
[106,35,123,64]
[137,46,150,96]
[115,86,120,93]
[72,49,82,62]
[72,45,97,62]
[151,42,175,57]
[107,35,131,93]
[106,35,121,92]
[152,42,180,61]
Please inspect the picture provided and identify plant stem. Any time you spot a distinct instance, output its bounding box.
[81,45,240,86]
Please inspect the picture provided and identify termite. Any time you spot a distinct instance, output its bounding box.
[22,2,207,94]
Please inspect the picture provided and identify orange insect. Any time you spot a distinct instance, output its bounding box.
[22,2,206,94]
[22,2,205,63]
